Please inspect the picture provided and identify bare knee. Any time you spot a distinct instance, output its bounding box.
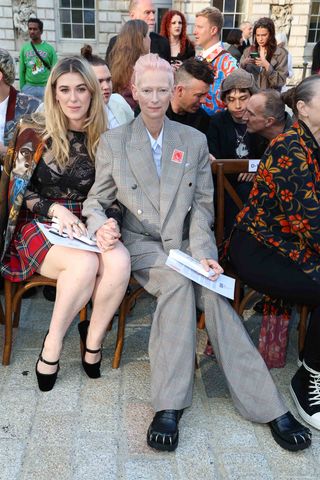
[100,243,131,283]
[71,251,100,282]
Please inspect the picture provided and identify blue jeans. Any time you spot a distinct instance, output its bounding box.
[21,85,45,100]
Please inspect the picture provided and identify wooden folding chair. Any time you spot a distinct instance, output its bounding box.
[211,158,309,353]
[112,276,145,368]
[2,274,87,365]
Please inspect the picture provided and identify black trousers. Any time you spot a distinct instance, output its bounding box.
[229,228,320,370]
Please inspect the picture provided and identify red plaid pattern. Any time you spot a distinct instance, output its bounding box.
[1,199,83,282]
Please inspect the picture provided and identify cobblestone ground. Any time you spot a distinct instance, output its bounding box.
[0,290,319,480]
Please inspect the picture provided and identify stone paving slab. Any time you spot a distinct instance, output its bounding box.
[0,289,320,479]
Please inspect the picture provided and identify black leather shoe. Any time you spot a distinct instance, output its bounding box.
[78,320,102,379]
[35,332,60,392]
[147,409,183,452]
[269,411,311,451]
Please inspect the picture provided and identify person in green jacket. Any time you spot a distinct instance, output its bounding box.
[19,18,57,100]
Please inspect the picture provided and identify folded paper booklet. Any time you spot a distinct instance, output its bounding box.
[166,249,235,300]
[50,218,97,246]
[37,222,101,253]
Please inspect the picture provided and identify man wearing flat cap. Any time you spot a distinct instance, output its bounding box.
[208,69,266,160]
[0,49,40,163]
[207,69,267,235]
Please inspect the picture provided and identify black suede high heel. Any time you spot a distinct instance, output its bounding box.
[78,320,102,378]
[35,332,60,392]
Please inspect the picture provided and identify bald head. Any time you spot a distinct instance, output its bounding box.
[129,0,155,31]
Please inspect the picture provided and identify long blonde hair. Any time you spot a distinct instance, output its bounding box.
[34,56,106,167]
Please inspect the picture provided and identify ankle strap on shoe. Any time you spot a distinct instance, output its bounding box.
[86,347,101,354]
[39,354,59,366]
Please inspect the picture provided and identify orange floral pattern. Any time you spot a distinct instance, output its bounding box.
[234,120,320,285]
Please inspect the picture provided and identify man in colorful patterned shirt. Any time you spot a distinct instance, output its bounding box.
[194,7,238,115]
[19,18,57,100]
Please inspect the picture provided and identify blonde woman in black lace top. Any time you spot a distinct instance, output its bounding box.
[0,56,131,391]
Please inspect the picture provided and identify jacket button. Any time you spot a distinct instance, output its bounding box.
[137,209,142,215]
[132,184,137,189]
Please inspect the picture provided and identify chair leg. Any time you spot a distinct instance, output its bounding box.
[298,305,309,354]
[197,312,205,330]
[13,292,22,328]
[79,305,87,322]
[2,280,14,365]
[112,298,128,369]
[239,288,258,316]
[233,279,242,313]
[0,300,4,325]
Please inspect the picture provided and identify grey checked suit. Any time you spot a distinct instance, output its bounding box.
[83,115,287,422]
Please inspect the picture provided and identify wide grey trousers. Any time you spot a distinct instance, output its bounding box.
[133,263,287,423]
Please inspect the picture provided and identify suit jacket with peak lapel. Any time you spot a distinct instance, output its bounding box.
[83,115,218,269]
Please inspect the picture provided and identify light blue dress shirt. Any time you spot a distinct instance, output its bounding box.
[146,127,163,177]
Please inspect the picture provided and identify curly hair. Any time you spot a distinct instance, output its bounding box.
[252,17,277,61]
[160,10,193,56]
[108,19,149,94]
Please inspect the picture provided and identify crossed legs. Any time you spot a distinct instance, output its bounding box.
[36,242,130,374]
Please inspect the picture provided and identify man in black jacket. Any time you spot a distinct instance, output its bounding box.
[106,0,170,64]
[207,69,265,235]
[166,58,213,138]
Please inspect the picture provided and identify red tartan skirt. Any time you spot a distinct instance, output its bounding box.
[1,200,83,282]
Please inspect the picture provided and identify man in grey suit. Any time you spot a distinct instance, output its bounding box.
[82,54,311,453]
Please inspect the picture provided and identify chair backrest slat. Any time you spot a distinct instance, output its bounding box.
[211,158,258,247]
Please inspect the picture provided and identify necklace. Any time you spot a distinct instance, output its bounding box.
[234,126,249,158]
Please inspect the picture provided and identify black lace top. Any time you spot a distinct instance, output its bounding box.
[25,130,95,216]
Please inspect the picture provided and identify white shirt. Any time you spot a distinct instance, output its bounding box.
[146,127,163,177]
[106,105,120,129]
[0,95,9,144]
[201,41,223,59]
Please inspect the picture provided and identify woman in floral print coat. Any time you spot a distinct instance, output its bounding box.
[229,75,320,432]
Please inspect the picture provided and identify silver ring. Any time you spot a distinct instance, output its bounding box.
[76,219,82,226]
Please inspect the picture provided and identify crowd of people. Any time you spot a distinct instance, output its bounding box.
[0,0,320,458]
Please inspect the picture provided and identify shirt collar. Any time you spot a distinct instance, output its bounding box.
[201,41,223,59]
[146,126,164,151]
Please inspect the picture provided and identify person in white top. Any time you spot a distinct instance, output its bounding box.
[81,45,134,128]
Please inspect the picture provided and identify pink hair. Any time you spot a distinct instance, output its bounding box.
[131,53,174,87]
